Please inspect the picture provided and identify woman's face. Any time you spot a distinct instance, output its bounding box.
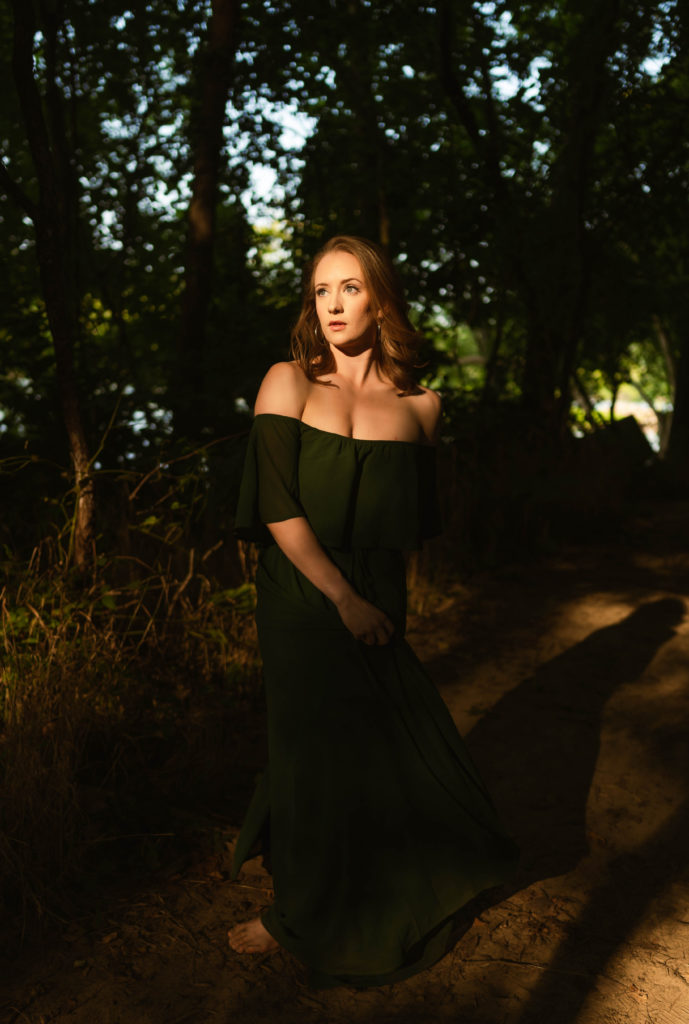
[313,250,378,351]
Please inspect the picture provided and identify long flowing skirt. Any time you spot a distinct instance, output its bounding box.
[232,544,518,987]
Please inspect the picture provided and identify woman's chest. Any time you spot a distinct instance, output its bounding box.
[302,389,422,443]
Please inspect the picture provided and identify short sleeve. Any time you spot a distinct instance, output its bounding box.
[234,414,304,543]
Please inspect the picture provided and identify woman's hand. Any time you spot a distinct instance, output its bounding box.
[334,591,395,645]
[266,518,394,644]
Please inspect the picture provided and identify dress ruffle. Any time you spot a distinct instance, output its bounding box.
[234,414,441,551]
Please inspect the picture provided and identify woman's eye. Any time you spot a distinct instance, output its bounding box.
[315,288,327,297]
[345,285,359,293]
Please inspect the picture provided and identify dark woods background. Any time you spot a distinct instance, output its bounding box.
[1,0,687,925]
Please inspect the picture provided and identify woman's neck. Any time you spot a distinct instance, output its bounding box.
[328,345,386,390]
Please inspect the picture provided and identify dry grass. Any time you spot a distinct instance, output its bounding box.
[0,537,259,926]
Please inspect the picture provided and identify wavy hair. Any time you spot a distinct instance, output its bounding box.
[289,235,423,394]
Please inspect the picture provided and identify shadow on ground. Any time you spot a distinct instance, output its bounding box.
[419,595,689,1024]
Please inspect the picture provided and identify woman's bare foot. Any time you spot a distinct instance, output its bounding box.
[228,916,280,954]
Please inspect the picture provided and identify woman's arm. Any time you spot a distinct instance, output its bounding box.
[267,518,395,645]
[255,362,394,645]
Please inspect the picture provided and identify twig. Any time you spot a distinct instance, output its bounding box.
[86,832,176,844]
[128,433,245,502]
[462,955,628,988]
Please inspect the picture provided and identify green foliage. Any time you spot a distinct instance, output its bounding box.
[3,0,687,459]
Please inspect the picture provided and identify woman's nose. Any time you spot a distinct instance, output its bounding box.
[328,293,343,313]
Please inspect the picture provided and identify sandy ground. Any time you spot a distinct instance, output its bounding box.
[2,501,689,1024]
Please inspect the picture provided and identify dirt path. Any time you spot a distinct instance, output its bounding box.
[2,502,689,1024]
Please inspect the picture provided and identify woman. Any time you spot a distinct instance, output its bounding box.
[228,235,517,987]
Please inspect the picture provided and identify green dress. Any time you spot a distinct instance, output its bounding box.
[232,413,518,987]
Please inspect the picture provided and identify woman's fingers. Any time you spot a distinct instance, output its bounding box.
[359,616,394,645]
[377,615,395,644]
[337,592,394,644]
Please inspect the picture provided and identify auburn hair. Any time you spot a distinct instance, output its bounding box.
[289,235,423,394]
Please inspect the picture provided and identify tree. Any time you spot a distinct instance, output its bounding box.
[173,0,242,440]
[4,0,95,569]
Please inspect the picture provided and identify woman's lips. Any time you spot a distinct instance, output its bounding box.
[328,322,346,331]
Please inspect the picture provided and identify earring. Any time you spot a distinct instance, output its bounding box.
[376,321,382,343]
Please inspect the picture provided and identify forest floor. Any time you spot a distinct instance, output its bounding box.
[2,498,689,1024]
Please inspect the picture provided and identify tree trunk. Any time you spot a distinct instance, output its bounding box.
[174,0,240,440]
[10,0,95,571]
[524,0,622,435]
[665,334,689,486]
[653,315,677,395]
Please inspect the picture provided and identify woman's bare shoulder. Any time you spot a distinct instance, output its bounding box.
[254,361,310,418]
[410,386,442,444]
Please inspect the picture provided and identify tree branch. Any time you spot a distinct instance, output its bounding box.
[624,378,658,416]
